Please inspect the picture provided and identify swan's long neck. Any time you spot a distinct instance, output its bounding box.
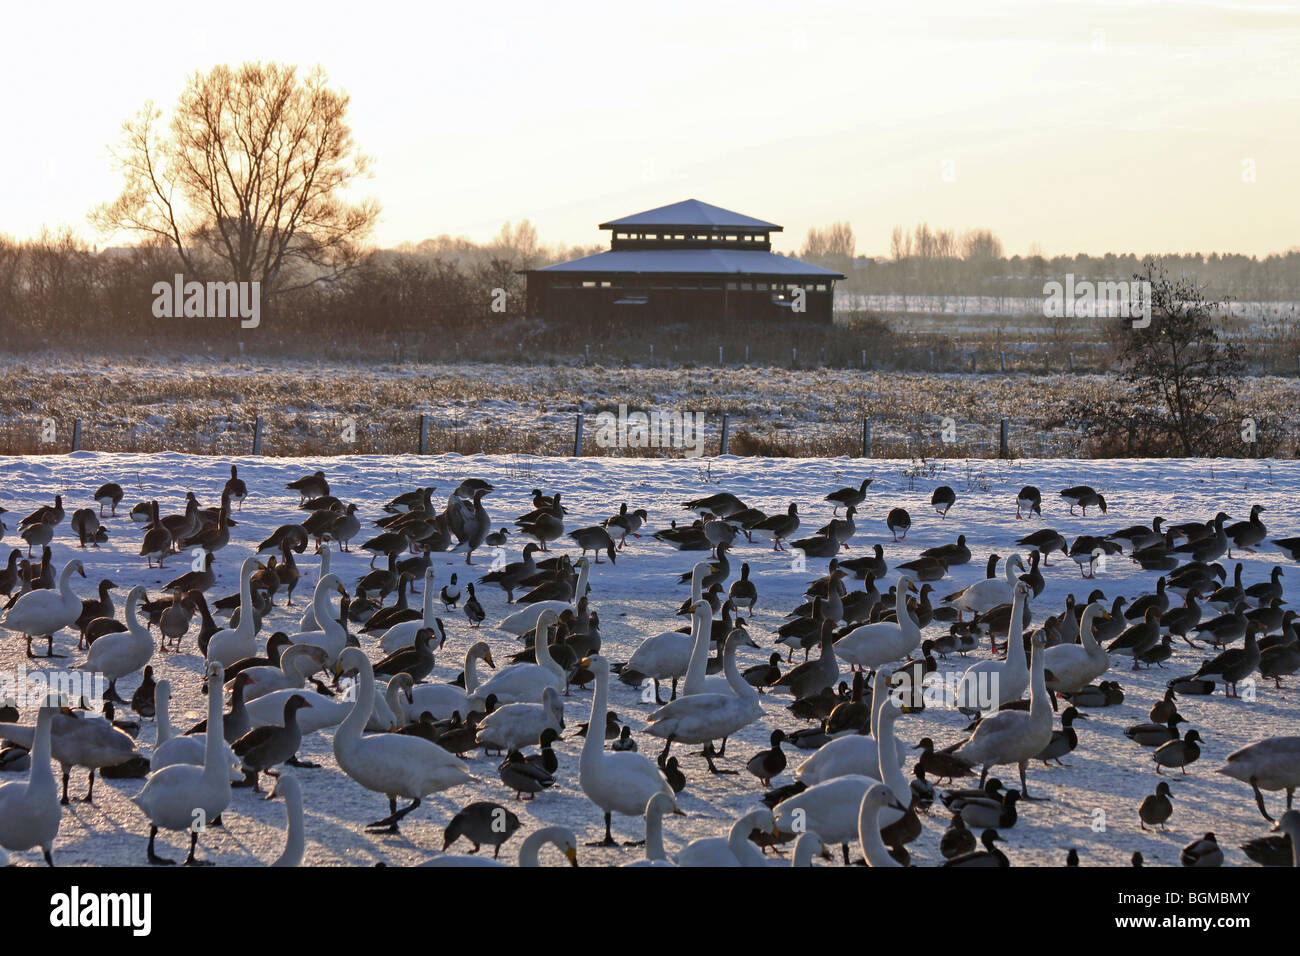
[202,670,226,789]
[858,796,898,867]
[644,800,667,862]
[1005,591,1027,672]
[1004,558,1019,584]
[1028,638,1049,722]
[156,683,173,744]
[683,608,711,695]
[519,827,564,867]
[875,705,909,802]
[690,564,705,605]
[422,571,436,626]
[464,649,482,695]
[1079,606,1103,655]
[723,636,758,703]
[126,590,149,643]
[574,561,590,602]
[311,578,334,634]
[272,781,305,867]
[58,563,77,607]
[869,669,890,741]
[337,653,374,753]
[581,662,609,772]
[237,561,255,637]
[534,615,562,680]
[791,832,819,867]
[728,810,765,861]
[28,706,56,801]
[320,547,331,578]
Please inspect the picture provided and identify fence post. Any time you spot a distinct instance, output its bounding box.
[861,348,867,369]
[573,413,584,457]
[1068,351,1075,372]
[1000,351,1006,372]
[720,414,730,455]
[649,343,654,365]
[999,419,1009,459]
[862,419,872,458]
[418,414,429,455]
[792,347,797,367]
[585,343,590,364]
[718,345,724,366]
[71,419,81,452]
[744,345,749,364]
[252,416,264,456]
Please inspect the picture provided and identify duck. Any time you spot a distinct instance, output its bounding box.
[463,583,485,627]
[1015,485,1042,519]
[1154,729,1204,775]
[645,628,763,768]
[677,807,776,867]
[772,621,839,699]
[682,492,746,519]
[603,504,648,551]
[1174,513,1231,564]
[1059,485,1106,516]
[231,694,313,791]
[728,562,758,612]
[826,478,872,516]
[333,646,471,833]
[1241,810,1300,867]
[923,534,972,568]
[1226,504,1267,556]
[578,656,672,845]
[1125,716,1186,748]
[1035,707,1087,765]
[373,627,440,683]
[1180,832,1223,867]
[943,827,1011,867]
[134,661,232,865]
[421,824,578,867]
[753,503,800,551]
[939,813,976,859]
[747,730,788,788]
[1107,608,1162,666]
[0,558,86,659]
[498,558,592,635]
[886,507,911,541]
[931,485,956,519]
[0,696,60,865]
[81,585,154,704]
[442,801,522,858]
[1140,781,1174,830]
[287,470,329,503]
[957,787,1021,829]
[952,627,1054,799]
[1191,621,1261,697]
[1216,736,1300,821]
[942,555,1025,618]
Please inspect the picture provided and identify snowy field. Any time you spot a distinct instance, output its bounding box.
[1,450,1297,867]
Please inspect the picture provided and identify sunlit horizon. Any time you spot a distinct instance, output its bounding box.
[4,0,1299,258]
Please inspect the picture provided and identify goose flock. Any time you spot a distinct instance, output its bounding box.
[0,454,1298,867]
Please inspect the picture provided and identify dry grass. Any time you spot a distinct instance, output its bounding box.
[2,356,1297,458]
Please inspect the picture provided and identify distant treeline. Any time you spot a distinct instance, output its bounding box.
[2,224,1299,363]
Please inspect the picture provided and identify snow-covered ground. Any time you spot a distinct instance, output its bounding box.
[1,451,1296,867]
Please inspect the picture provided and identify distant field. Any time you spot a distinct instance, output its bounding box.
[3,357,1300,459]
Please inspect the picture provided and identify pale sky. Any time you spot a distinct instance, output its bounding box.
[3,0,1298,258]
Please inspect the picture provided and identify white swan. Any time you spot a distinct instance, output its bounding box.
[952,628,1054,799]
[623,792,679,867]
[134,661,232,864]
[677,807,775,867]
[682,601,731,695]
[499,558,592,635]
[0,697,60,865]
[644,628,763,761]
[244,685,396,735]
[1216,736,1300,820]
[858,782,905,867]
[150,679,242,779]
[624,598,709,701]
[476,685,565,753]
[790,831,826,867]
[400,642,495,719]
[419,825,578,867]
[239,644,328,702]
[207,558,260,667]
[332,646,471,832]
[286,574,349,670]
[296,548,332,632]
[795,669,906,786]
[775,774,878,848]
[477,609,564,703]
[379,569,438,654]
[1044,602,1110,694]
[953,582,1032,711]
[578,655,673,845]
[81,585,153,702]
[270,774,305,867]
[942,554,1025,617]
[834,575,922,670]
[0,558,84,656]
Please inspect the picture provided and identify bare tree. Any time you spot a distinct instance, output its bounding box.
[93,62,378,298]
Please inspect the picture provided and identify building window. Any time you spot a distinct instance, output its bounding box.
[741,283,753,291]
